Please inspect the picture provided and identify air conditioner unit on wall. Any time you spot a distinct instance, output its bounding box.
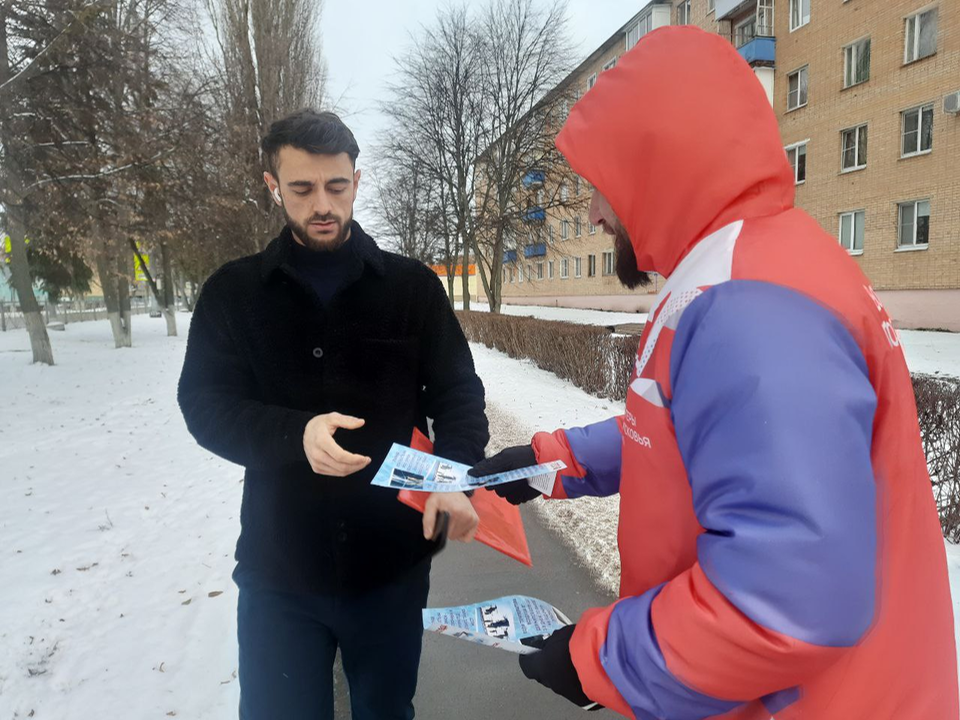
[945,91,960,115]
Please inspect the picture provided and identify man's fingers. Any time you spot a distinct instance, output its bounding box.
[316,433,370,468]
[327,413,366,431]
[423,499,438,540]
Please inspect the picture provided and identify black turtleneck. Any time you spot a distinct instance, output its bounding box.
[289,234,361,306]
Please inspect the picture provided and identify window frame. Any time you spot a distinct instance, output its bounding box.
[841,124,868,173]
[548,260,554,279]
[789,0,810,32]
[901,104,934,158]
[904,7,938,65]
[602,250,615,277]
[785,140,808,185]
[560,258,570,279]
[787,66,809,111]
[897,199,931,250]
[843,37,871,88]
[838,210,866,255]
[574,257,582,278]
[588,254,597,277]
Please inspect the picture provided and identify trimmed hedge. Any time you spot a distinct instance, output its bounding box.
[458,310,960,540]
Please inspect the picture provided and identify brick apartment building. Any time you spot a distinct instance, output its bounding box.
[500,0,960,330]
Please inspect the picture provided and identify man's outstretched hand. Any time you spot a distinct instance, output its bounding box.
[468,445,543,505]
[303,413,372,476]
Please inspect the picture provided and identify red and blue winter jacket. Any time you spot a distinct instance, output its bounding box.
[533,27,957,719]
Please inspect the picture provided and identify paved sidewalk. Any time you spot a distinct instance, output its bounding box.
[333,503,616,719]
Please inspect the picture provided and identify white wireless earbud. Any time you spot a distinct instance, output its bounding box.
[273,188,282,204]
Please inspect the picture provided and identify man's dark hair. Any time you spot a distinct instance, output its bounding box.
[261,109,360,175]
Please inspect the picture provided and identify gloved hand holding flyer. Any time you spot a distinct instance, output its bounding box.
[423,595,571,654]
[371,443,565,495]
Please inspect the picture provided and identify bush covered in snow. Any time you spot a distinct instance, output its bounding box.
[915,376,960,541]
[459,312,960,541]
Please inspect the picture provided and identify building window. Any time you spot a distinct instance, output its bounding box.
[588,254,597,277]
[509,267,514,283]
[575,257,582,278]
[603,57,618,72]
[575,176,581,196]
[905,7,938,64]
[677,0,691,25]
[589,222,597,235]
[602,251,615,276]
[626,14,653,51]
[901,104,934,157]
[708,0,715,13]
[575,216,582,237]
[785,142,807,184]
[587,73,598,90]
[548,224,555,243]
[561,258,570,279]
[843,38,871,88]
[757,0,774,36]
[839,211,865,254]
[518,263,524,283]
[841,124,868,172]
[548,260,554,279]
[789,0,810,31]
[736,16,756,48]
[899,200,930,249]
[561,220,570,240]
[560,183,569,201]
[787,66,808,110]
[536,262,543,280]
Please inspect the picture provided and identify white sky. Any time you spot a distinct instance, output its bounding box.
[321,0,653,163]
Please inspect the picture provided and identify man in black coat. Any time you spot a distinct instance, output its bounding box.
[177,109,489,720]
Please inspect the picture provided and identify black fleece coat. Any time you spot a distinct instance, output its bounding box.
[177,221,489,594]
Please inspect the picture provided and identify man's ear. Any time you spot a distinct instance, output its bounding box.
[264,172,282,206]
[353,168,362,200]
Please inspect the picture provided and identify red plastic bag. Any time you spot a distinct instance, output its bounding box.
[402,429,533,567]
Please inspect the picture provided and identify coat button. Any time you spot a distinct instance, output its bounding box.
[312,347,324,359]
[336,531,348,543]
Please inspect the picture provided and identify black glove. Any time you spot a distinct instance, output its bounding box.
[468,445,542,505]
[519,625,601,711]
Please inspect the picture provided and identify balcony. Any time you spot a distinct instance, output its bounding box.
[522,206,546,223]
[503,250,518,264]
[523,243,546,258]
[738,36,775,66]
[522,170,545,188]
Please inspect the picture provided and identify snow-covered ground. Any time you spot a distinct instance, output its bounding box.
[457,301,648,328]
[0,314,957,717]
[0,316,242,719]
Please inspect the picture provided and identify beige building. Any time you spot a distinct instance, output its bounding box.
[502,0,960,330]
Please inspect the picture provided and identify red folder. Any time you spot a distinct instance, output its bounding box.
[402,430,533,567]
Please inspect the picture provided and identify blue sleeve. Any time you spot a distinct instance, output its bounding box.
[668,280,878,647]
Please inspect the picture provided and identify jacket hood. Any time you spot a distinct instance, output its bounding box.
[556,26,794,278]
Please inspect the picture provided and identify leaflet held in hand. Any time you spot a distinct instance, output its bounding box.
[423,595,571,654]
[371,443,564,495]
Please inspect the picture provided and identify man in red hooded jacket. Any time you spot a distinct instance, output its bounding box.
[469,26,957,720]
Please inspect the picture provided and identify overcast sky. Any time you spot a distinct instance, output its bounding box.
[321,0,653,162]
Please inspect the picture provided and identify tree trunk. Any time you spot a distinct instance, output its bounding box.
[6,213,54,364]
[160,241,176,336]
[460,241,471,310]
[96,235,127,349]
[116,252,132,347]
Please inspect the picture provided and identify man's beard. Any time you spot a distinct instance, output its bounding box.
[614,222,652,290]
[285,209,352,252]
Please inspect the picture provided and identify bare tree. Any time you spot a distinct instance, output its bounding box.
[204,0,327,252]
[382,5,486,309]
[471,0,581,313]
[367,158,442,265]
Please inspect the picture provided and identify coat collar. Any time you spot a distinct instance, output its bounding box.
[259,220,386,282]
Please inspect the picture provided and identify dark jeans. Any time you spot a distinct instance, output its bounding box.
[234,559,431,720]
